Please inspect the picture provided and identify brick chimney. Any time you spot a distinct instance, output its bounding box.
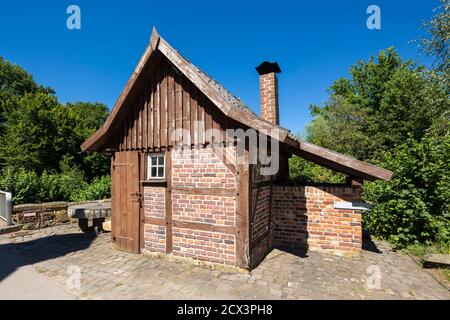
[256,61,281,125]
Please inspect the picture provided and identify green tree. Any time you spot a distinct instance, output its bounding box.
[420,0,449,83]
[0,57,53,135]
[0,57,110,180]
[364,123,450,247]
[0,92,62,173]
[306,48,448,163]
[56,102,110,180]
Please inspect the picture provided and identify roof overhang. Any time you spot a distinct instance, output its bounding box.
[283,136,393,181]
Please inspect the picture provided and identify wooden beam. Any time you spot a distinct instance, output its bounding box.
[139,152,145,251]
[165,149,173,253]
[212,145,237,174]
[173,220,236,235]
[173,187,235,197]
[285,136,393,181]
[144,217,165,226]
[235,153,250,269]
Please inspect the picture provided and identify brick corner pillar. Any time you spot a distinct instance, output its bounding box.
[256,61,281,125]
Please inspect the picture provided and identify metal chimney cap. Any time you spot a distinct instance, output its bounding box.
[256,61,281,75]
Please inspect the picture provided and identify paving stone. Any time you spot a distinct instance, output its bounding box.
[1,225,449,300]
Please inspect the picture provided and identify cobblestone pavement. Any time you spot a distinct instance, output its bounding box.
[0,223,449,300]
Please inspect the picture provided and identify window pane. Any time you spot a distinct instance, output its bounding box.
[158,156,164,165]
[158,167,164,177]
[151,157,157,165]
[151,167,157,177]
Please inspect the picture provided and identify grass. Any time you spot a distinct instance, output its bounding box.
[402,242,450,257]
[402,242,450,284]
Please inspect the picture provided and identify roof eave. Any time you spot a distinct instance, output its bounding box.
[284,136,393,181]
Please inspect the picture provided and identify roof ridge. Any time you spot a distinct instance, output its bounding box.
[175,49,257,117]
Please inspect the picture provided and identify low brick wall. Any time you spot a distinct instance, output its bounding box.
[13,200,110,230]
[272,185,362,255]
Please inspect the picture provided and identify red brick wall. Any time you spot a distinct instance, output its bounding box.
[172,193,235,226]
[172,228,236,266]
[143,146,238,266]
[172,148,236,189]
[272,185,362,255]
[143,187,166,253]
[144,224,166,253]
[144,187,165,219]
[250,185,271,264]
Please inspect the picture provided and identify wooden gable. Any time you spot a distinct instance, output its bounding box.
[109,53,240,152]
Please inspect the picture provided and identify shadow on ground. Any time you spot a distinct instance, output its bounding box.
[362,232,382,254]
[0,232,97,281]
[273,246,309,259]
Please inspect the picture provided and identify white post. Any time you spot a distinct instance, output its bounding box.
[0,191,13,226]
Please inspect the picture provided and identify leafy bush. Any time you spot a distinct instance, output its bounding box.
[39,171,64,202]
[70,175,111,202]
[0,167,40,204]
[289,155,346,183]
[363,126,450,247]
[0,166,110,205]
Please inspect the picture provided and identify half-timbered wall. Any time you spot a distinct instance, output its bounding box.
[143,146,239,266]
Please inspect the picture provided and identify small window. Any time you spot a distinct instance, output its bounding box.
[147,153,165,179]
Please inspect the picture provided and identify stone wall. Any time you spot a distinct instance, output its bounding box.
[12,200,109,230]
[272,185,362,255]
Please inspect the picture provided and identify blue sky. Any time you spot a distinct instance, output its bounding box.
[0,1,438,134]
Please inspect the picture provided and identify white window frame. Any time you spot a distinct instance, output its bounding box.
[147,153,165,180]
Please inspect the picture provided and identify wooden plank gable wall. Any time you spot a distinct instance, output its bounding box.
[110,53,238,152]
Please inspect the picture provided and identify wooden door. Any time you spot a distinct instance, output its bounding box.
[111,151,140,253]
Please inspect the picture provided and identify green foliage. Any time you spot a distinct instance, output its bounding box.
[59,102,110,180]
[0,57,115,204]
[420,0,449,84]
[0,57,110,181]
[306,48,448,163]
[0,92,62,172]
[70,175,111,202]
[295,43,450,248]
[0,57,53,134]
[289,155,346,183]
[0,165,110,205]
[403,242,450,258]
[0,167,41,204]
[363,126,450,247]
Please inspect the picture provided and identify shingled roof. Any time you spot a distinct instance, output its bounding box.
[191,64,257,116]
[81,28,393,182]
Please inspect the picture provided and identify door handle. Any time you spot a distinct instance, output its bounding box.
[130,192,141,202]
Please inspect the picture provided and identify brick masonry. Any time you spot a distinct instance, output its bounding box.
[172,227,236,266]
[144,224,166,253]
[172,193,235,226]
[250,185,271,264]
[272,185,362,255]
[144,146,238,266]
[143,144,364,268]
[144,187,165,219]
[172,147,236,189]
[259,72,279,125]
[143,186,166,253]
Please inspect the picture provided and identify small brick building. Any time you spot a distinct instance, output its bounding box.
[82,28,392,269]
